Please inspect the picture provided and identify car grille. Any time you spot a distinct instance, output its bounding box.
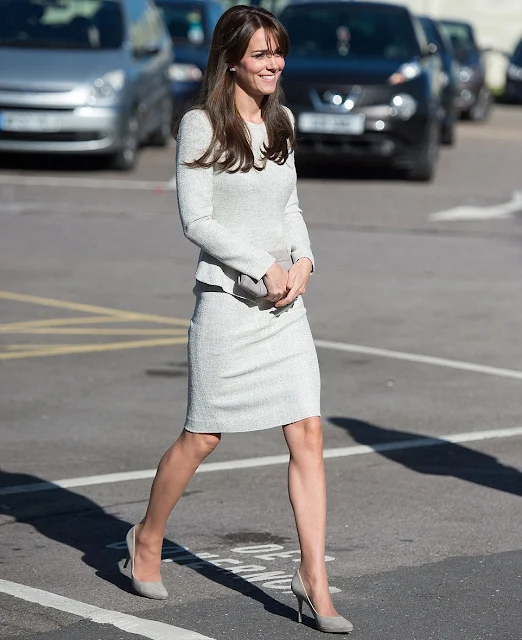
[316,85,392,108]
[0,131,105,142]
[0,84,76,93]
[0,104,75,112]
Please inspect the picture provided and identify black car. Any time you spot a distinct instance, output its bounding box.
[439,19,492,121]
[155,0,224,114]
[504,38,522,103]
[278,0,442,181]
[419,15,458,145]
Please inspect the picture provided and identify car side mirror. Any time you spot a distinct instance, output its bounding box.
[134,42,161,59]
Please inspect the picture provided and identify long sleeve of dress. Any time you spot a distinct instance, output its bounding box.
[176,110,276,281]
[283,150,315,271]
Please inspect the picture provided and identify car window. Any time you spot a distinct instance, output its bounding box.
[279,4,420,61]
[147,2,167,42]
[155,2,206,46]
[207,3,224,35]
[440,21,476,54]
[0,0,124,49]
[126,0,159,51]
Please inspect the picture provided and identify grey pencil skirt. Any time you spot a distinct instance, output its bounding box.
[184,283,321,433]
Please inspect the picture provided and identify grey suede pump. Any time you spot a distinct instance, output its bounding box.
[291,570,353,634]
[124,526,168,600]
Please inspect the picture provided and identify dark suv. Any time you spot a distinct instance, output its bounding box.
[279,0,442,181]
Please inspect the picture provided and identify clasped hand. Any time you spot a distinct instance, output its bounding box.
[263,258,312,307]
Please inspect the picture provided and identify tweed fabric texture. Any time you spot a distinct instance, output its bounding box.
[185,284,320,433]
[176,108,315,297]
[177,108,320,432]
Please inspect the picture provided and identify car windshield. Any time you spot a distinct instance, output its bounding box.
[279,4,419,60]
[155,2,207,46]
[0,0,123,50]
[441,21,477,54]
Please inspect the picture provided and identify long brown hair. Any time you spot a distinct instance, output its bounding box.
[175,5,296,173]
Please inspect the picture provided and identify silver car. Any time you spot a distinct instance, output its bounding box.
[0,0,173,170]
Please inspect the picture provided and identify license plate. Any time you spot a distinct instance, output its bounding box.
[0,112,63,132]
[298,113,365,135]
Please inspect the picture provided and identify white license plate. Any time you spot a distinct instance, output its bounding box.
[298,113,365,135]
[0,112,63,132]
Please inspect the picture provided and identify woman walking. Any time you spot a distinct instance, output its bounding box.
[124,5,352,634]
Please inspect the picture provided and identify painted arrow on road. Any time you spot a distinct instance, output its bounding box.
[429,191,522,221]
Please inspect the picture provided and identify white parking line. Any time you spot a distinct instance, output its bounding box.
[0,174,176,191]
[2,426,521,496]
[0,578,214,640]
[314,340,522,381]
[428,191,522,221]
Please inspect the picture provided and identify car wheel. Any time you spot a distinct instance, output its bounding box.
[440,120,455,146]
[149,98,173,147]
[110,113,139,171]
[468,89,492,122]
[404,121,438,182]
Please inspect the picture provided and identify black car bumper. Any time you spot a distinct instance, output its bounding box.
[504,79,522,103]
[294,109,431,168]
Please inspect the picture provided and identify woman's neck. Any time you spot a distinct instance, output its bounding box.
[234,87,264,124]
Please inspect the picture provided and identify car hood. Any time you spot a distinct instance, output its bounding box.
[283,57,405,85]
[172,44,209,71]
[0,48,127,90]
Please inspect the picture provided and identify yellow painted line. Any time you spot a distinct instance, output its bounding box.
[0,316,146,331]
[3,328,188,336]
[0,337,188,360]
[0,292,190,327]
[5,345,84,350]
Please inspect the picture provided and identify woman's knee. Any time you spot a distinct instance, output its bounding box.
[184,431,221,457]
[285,417,323,452]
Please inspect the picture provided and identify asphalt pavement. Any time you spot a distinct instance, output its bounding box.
[1,105,521,640]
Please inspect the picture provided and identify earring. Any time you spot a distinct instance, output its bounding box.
[229,66,236,72]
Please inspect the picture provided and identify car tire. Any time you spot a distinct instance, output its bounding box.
[110,113,139,171]
[468,88,492,122]
[404,120,438,182]
[440,120,455,146]
[149,98,173,147]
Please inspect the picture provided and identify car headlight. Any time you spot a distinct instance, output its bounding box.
[507,63,522,80]
[87,70,125,105]
[388,62,422,85]
[389,94,418,120]
[168,64,203,82]
[458,66,474,83]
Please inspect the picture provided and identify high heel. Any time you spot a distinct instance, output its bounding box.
[291,570,353,634]
[124,526,168,600]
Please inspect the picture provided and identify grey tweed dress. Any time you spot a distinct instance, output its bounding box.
[176,109,320,433]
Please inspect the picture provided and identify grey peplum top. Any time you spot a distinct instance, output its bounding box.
[175,108,314,296]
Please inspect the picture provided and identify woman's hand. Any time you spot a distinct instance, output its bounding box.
[275,258,312,308]
[263,261,289,303]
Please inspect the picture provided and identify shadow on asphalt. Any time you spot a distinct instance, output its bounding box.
[0,469,303,626]
[328,417,522,497]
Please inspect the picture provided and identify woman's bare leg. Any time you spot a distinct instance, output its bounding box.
[132,429,221,582]
[283,417,337,617]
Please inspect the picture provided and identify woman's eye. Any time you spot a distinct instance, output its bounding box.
[253,53,265,59]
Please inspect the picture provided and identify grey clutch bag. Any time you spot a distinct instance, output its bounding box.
[238,249,293,299]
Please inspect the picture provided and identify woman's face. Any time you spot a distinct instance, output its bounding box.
[233,28,285,99]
